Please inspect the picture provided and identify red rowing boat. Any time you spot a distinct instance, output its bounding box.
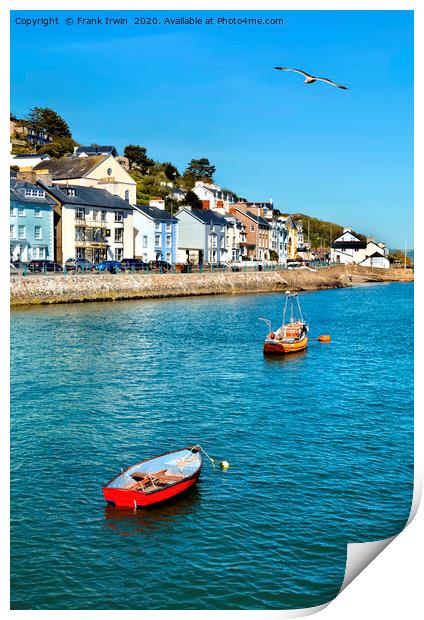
[102,446,202,508]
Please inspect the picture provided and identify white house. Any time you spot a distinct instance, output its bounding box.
[192,181,235,213]
[331,229,390,268]
[34,154,137,204]
[176,207,229,265]
[224,214,247,262]
[330,229,367,264]
[132,200,178,263]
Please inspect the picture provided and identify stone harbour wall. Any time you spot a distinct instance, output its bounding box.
[10,265,413,307]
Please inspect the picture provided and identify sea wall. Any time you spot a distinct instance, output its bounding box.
[10,265,413,307]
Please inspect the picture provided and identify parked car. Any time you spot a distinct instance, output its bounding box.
[96,260,122,274]
[28,260,63,273]
[120,258,148,272]
[148,260,172,272]
[181,263,194,273]
[64,258,96,272]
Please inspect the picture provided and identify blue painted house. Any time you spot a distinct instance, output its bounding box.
[10,176,55,263]
[132,200,178,264]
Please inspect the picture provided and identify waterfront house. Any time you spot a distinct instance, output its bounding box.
[176,207,229,264]
[224,214,247,262]
[330,229,367,264]
[41,181,133,264]
[10,176,55,263]
[133,199,178,263]
[279,215,300,260]
[330,229,389,268]
[230,203,270,260]
[192,181,235,213]
[33,154,136,203]
[260,204,288,265]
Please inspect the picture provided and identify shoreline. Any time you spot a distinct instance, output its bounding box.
[10,265,413,307]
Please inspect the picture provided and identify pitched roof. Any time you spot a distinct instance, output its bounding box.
[187,208,228,225]
[12,153,51,160]
[41,184,133,210]
[33,155,108,179]
[75,145,118,156]
[245,210,270,227]
[10,178,55,205]
[134,204,178,222]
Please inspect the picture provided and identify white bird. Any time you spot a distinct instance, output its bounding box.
[275,67,349,90]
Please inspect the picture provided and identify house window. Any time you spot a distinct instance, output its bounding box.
[18,225,26,239]
[101,211,107,222]
[10,225,15,238]
[34,208,42,217]
[10,206,14,216]
[115,211,123,223]
[67,188,76,197]
[24,189,32,197]
[125,190,130,202]
[114,228,123,243]
[166,252,171,262]
[155,234,161,247]
[115,247,123,261]
[75,207,85,220]
[155,222,161,230]
[166,223,171,232]
[166,234,171,247]
[75,227,85,241]
[34,226,42,240]
[143,235,148,248]
[18,206,25,216]
[92,210,98,221]
[250,225,255,232]
[76,247,85,259]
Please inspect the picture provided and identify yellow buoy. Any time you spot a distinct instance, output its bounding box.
[220,460,230,470]
[318,334,331,342]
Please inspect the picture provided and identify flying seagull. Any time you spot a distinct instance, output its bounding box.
[274,67,349,90]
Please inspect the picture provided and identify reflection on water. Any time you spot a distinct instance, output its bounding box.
[104,487,202,536]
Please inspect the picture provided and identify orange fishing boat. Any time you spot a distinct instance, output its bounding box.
[260,292,309,355]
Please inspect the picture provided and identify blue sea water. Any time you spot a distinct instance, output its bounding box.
[10,282,414,610]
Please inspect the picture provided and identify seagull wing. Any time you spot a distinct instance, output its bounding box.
[274,67,314,78]
[316,76,349,90]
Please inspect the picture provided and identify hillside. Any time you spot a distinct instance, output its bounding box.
[291,213,366,249]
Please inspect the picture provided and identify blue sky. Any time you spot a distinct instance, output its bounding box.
[11,10,413,247]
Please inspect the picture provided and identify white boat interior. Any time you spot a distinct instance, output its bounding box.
[106,448,201,490]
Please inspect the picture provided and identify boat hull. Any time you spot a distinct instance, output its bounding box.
[103,472,201,508]
[102,447,202,509]
[264,335,308,355]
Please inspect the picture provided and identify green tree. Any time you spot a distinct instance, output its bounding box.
[183,190,203,209]
[269,250,279,262]
[124,144,153,172]
[38,136,76,158]
[26,107,72,138]
[162,162,180,181]
[183,158,215,184]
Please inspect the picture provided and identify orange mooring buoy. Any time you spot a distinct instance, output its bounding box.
[318,334,331,342]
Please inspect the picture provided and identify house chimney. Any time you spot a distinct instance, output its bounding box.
[17,170,53,186]
[149,198,165,210]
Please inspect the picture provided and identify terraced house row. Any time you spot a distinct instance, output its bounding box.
[10,150,308,266]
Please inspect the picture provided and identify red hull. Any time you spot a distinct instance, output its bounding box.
[103,473,200,508]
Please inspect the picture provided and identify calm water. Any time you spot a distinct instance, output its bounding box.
[10,282,414,610]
